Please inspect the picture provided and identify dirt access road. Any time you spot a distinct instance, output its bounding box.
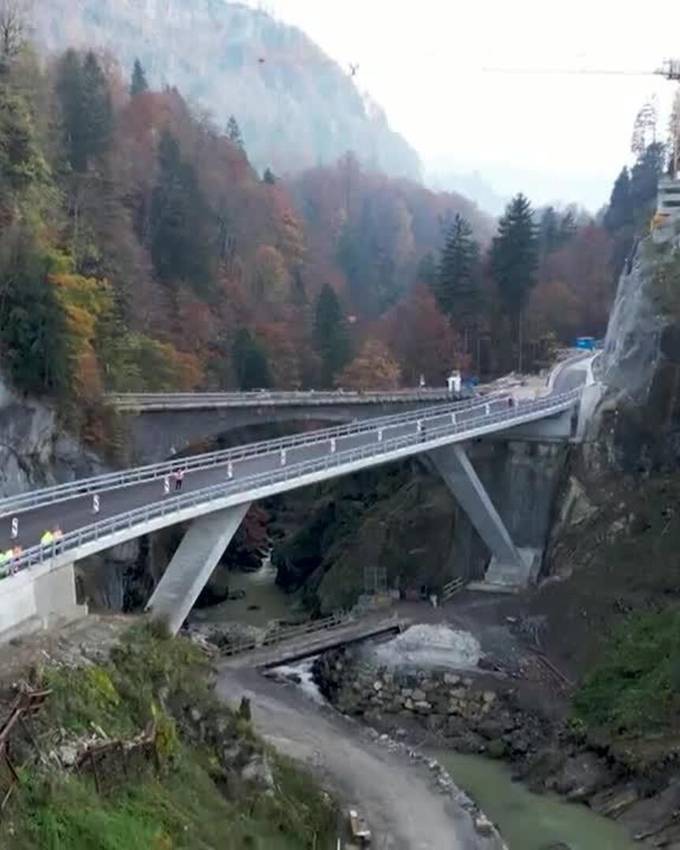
[218,666,504,850]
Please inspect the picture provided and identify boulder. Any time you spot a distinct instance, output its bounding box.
[473,814,494,836]
[552,753,612,801]
[58,744,78,768]
[486,739,508,759]
[241,754,274,791]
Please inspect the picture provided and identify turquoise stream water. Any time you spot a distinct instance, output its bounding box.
[193,557,638,849]
[436,752,640,850]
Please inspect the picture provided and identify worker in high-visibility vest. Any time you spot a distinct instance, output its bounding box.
[3,548,15,576]
[40,530,54,547]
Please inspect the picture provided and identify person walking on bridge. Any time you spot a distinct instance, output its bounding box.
[175,468,185,492]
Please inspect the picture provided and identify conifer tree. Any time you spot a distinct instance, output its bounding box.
[150,131,214,289]
[417,252,437,289]
[263,167,276,184]
[81,51,113,164]
[0,244,70,396]
[603,168,632,232]
[232,329,272,390]
[435,213,480,338]
[314,284,350,386]
[490,193,538,371]
[130,59,149,96]
[537,206,559,261]
[227,114,244,149]
[629,142,665,212]
[57,50,112,171]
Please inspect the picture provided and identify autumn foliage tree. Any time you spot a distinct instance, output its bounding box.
[337,339,401,390]
[0,38,624,426]
[381,285,460,386]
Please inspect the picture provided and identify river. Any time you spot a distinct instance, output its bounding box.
[192,552,297,628]
[197,559,639,849]
[435,752,640,850]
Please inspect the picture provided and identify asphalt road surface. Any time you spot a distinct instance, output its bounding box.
[218,666,504,850]
[1,397,520,556]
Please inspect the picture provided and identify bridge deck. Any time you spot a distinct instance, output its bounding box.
[0,390,579,576]
[220,614,408,669]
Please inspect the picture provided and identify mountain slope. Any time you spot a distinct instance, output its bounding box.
[31,0,421,180]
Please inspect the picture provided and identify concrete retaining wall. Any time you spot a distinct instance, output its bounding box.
[0,562,87,644]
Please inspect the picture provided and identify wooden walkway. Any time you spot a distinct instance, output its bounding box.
[220,613,408,670]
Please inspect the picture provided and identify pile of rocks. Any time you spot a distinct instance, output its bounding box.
[337,668,496,723]
[361,726,508,848]
[314,649,546,760]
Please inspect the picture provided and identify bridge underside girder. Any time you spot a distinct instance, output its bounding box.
[146,503,250,634]
[429,444,537,588]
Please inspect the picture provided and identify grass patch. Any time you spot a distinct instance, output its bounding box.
[5,753,336,850]
[573,607,680,739]
[1,624,338,849]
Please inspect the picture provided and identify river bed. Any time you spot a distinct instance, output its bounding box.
[435,752,640,850]
[195,557,639,848]
[191,554,297,628]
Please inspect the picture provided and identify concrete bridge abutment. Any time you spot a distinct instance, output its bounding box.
[0,561,86,642]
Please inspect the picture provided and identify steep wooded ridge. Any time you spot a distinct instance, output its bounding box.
[31,0,421,180]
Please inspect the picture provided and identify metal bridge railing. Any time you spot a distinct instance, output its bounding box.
[1,390,579,577]
[0,393,503,518]
[107,388,457,410]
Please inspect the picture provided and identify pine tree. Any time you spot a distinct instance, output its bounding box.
[130,59,149,96]
[80,52,113,164]
[537,206,559,261]
[227,115,244,149]
[232,329,272,390]
[435,214,480,335]
[263,167,276,184]
[558,209,577,245]
[417,252,437,289]
[490,193,538,371]
[150,131,214,289]
[56,49,84,170]
[629,142,665,212]
[0,244,70,396]
[314,284,350,386]
[57,50,112,171]
[603,168,632,232]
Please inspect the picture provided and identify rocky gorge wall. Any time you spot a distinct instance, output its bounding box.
[0,376,150,612]
[0,376,105,498]
[273,436,569,613]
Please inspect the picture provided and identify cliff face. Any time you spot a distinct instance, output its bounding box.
[535,235,680,671]
[32,0,421,180]
[0,377,105,497]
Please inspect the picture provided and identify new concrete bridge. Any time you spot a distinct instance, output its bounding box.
[0,356,594,642]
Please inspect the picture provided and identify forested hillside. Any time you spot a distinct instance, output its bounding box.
[0,1,666,445]
[30,0,421,180]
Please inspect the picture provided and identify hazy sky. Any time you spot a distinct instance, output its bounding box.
[244,0,680,211]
